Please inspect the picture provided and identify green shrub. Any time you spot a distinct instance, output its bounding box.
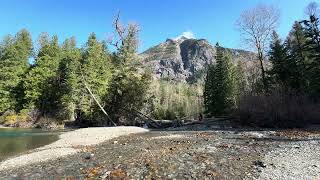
[0,110,31,126]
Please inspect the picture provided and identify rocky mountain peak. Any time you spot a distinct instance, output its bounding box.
[140,38,255,83]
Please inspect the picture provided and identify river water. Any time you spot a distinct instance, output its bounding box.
[0,128,60,161]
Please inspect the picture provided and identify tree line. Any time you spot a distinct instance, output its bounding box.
[204,2,320,127]
[2,3,319,128]
[0,17,150,127]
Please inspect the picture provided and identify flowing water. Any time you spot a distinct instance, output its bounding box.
[0,128,60,161]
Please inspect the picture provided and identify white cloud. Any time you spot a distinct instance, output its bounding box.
[174,31,196,40]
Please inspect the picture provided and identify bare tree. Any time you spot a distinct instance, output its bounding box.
[236,5,280,88]
[107,12,126,50]
[108,12,139,52]
[107,12,140,66]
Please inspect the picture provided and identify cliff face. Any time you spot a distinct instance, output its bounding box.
[140,37,257,83]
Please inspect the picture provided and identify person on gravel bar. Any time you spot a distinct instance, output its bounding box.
[198,113,203,122]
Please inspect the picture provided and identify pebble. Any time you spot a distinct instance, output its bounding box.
[83,153,92,159]
[258,141,320,179]
[56,168,64,174]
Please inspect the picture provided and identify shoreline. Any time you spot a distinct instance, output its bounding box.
[0,126,149,170]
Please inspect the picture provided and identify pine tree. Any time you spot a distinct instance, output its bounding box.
[302,10,320,97]
[234,60,247,101]
[204,44,235,116]
[285,22,309,90]
[268,31,289,86]
[0,29,32,113]
[57,37,82,120]
[80,33,112,123]
[0,35,16,113]
[23,34,61,115]
[106,24,151,124]
[204,64,215,115]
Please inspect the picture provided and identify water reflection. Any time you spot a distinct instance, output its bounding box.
[0,128,59,161]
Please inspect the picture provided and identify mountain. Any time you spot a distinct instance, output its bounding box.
[140,37,258,83]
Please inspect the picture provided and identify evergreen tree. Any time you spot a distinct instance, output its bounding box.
[80,33,112,123]
[0,35,16,113]
[234,60,247,101]
[106,24,151,124]
[302,9,320,97]
[204,44,235,116]
[204,64,215,115]
[0,29,32,113]
[285,22,309,90]
[23,34,61,115]
[268,31,289,86]
[57,37,82,120]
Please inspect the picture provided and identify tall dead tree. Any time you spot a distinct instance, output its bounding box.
[236,5,280,89]
[106,12,152,125]
[108,12,126,51]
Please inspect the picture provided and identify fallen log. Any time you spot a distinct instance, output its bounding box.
[119,107,161,128]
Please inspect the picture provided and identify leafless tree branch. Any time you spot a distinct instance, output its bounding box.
[236,4,280,88]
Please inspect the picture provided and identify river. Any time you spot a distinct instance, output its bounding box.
[0,128,60,161]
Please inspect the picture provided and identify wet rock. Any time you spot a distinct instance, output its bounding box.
[253,160,267,168]
[83,153,92,160]
[293,145,300,149]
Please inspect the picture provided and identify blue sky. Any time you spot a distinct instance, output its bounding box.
[0,0,316,52]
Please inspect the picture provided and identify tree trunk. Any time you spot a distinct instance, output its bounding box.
[258,50,267,89]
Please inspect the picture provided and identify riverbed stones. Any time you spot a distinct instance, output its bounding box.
[1,128,320,179]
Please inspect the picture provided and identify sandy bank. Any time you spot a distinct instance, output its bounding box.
[0,126,148,170]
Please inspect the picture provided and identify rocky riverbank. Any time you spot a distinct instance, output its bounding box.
[0,124,319,179]
[0,126,148,171]
[256,131,320,179]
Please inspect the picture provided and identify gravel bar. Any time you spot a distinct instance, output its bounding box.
[0,126,148,171]
[0,125,319,179]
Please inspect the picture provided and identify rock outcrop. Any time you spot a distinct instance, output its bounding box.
[140,37,257,83]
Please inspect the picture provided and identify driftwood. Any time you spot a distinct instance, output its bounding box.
[120,107,161,128]
[130,108,161,127]
[82,76,117,126]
